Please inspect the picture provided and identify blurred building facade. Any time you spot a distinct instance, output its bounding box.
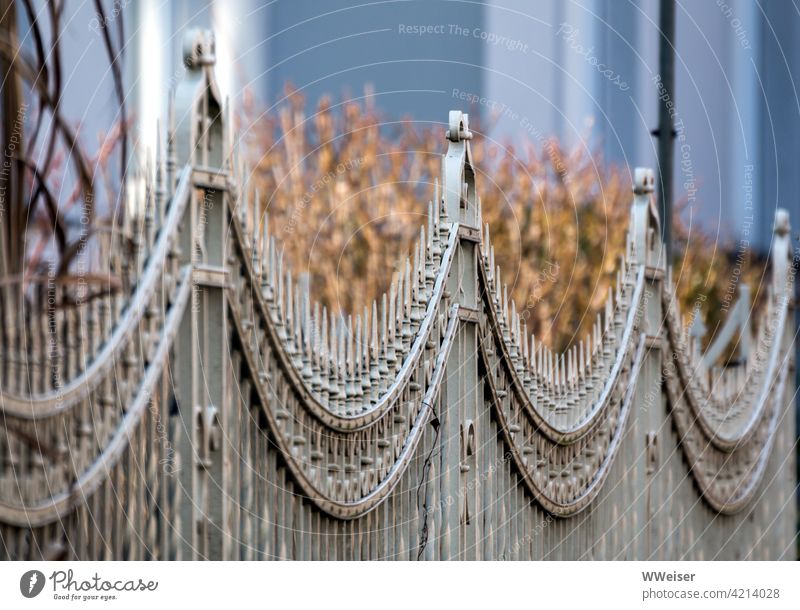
[481,0,800,254]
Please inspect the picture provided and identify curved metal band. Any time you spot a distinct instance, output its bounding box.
[229,302,461,519]
[663,288,788,451]
[0,267,192,527]
[484,332,647,517]
[664,337,790,514]
[0,166,193,418]
[479,260,646,443]
[230,214,459,431]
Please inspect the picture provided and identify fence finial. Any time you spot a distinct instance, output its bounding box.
[771,208,792,298]
[443,110,477,227]
[773,207,790,236]
[182,28,216,68]
[173,29,225,169]
[633,167,655,195]
[630,167,661,266]
[446,111,472,142]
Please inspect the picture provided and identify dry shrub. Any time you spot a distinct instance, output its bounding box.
[244,88,761,352]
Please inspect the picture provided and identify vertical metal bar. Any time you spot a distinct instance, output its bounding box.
[656,0,676,259]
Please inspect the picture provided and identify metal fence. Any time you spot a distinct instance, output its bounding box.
[0,30,796,560]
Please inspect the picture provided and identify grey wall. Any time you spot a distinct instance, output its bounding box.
[263,0,485,125]
[480,0,799,253]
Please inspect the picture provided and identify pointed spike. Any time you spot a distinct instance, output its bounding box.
[253,188,261,246]
[511,300,517,342]
[155,120,166,219]
[405,258,412,312]
[371,300,379,357]
[362,305,369,356]
[412,245,420,299]
[321,305,329,358]
[389,279,396,341]
[380,293,387,348]
[347,314,354,375]
[396,267,403,323]
[314,301,322,363]
[571,347,577,383]
[354,313,361,372]
[522,326,529,367]
[244,183,252,231]
[166,88,176,192]
[331,312,344,370]
[595,313,602,353]
[294,280,302,346]
[261,212,270,273]
[285,270,294,330]
[303,276,312,342]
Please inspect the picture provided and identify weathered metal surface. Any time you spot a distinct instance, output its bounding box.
[0,30,795,560]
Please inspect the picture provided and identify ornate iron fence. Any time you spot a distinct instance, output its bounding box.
[0,30,796,560]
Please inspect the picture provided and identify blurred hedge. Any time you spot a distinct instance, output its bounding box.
[244,88,762,352]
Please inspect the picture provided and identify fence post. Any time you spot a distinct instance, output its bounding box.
[172,29,231,560]
[630,168,666,559]
[441,111,482,558]
[771,209,797,557]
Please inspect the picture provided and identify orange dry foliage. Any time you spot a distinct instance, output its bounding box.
[244,88,760,351]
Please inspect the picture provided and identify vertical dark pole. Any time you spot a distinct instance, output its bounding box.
[657,0,676,259]
[0,0,23,276]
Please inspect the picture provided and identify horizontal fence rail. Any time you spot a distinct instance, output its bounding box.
[0,29,796,560]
